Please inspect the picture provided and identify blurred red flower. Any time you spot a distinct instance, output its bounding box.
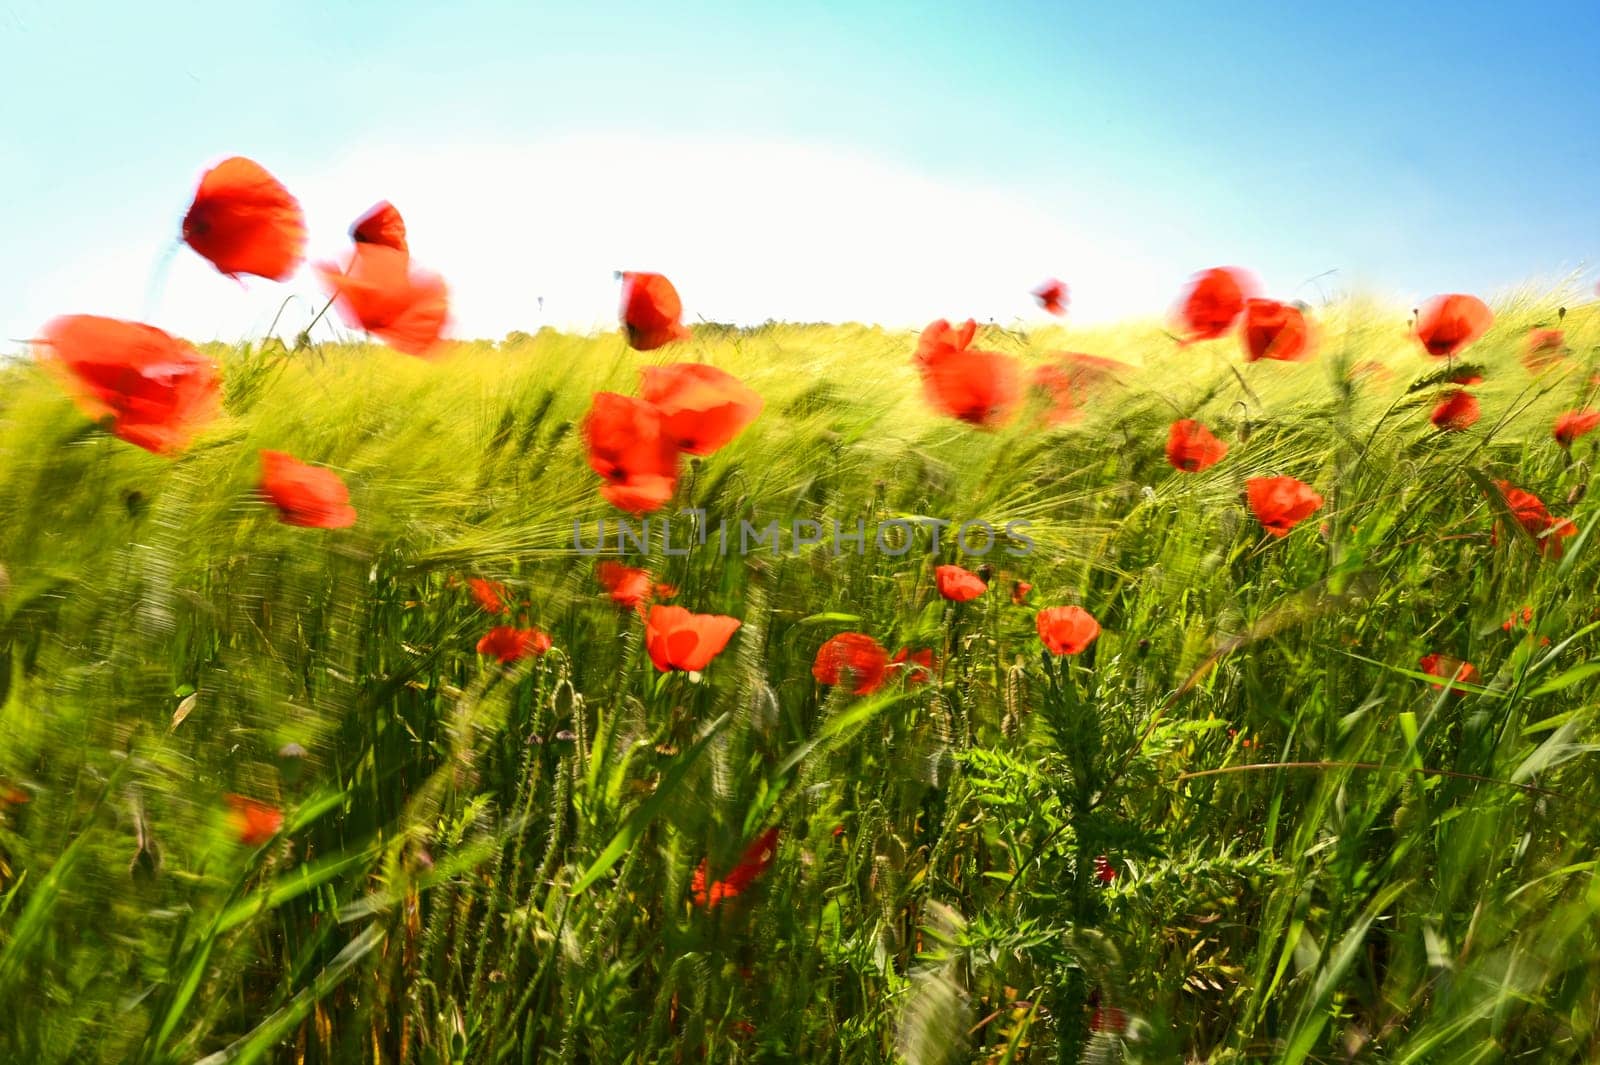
[595,562,675,613]
[913,318,1021,427]
[1502,606,1534,632]
[583,392,681,513]
[477,625,552,663]
[1036,606,1100,655]
[317,243,449,357]
[935,564,987,602]
[691,827,780,908]
[597,561,653,611]
[1494,481,1576,558]
[1348,360,1393,383]
[1012,580,1033,604]
[1246,476,1323,537]
[1032,278,1069,316]
[889,647,937,685]
[469,578,511,615]
[182,157,306,281]
[1027,353,1132,426]
[259,451,356,528]
[1430,389,1480,431]
[225,794,283,846]
[813,632,891,695]
[35,315,220,455]
[1414,294,1492,357]
[1028,364,1078,425]
[349,201,408,254]
[1090,1005,1128,1034]
[638,363,763,455]
[914,318,977,363]
[1093,854,1117,884]
[620,271,691,350]
[1523,328,1567,374]
[1419,653,1477,691]
[1554,410,1600,448]
[1165,419,1228,472]
[1176,267,1257,342]
[1241,299,1311,362]
[644,605,740,672]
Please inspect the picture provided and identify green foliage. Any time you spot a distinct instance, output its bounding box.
[2,299,1600,1062]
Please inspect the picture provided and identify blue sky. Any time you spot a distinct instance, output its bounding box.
[4,0,1597,345]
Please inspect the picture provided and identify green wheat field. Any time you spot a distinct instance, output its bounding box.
[3,290,1600,1064]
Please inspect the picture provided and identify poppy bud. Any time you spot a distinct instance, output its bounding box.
[976,563,995,582]
[1569,482,1587,506]
[1137,638,1151,655]
[276,741,308,786]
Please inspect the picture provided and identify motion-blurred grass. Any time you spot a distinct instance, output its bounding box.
[2,289,1598,1063]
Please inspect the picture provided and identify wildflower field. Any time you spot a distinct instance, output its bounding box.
[4,162,1600,1064]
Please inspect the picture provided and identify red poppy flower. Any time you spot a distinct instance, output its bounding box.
[1246,476,1323,537]
[1430,389,1480,431]
[477,625,552,663]
[1419,653,1478,691]
[469,578,511,615]
[35,315,221,455]
[225,794,283,846]
[317,243,449,357]
[584,392,682,514]
[1554,410,1600,448]
[1241,299,1311,362]
[1494,481,1576,557]
[889,647,937,685]
[1032,278,1068,316]
[1027,353,1131,426]
[1028,364,1078,425]
[596,561,663,613]
[259,451,357,528]
[1502,606,1534,632]
[1523,328,1567,374]
[913,319,1021,427]
[1011,580,1033,604]
[935,564,987,602]
[691,827,780,908]
[644,605,740,672]
[913,318,978,367]
[638,363,763,455]
[1165,419,1228,472]
[1414,294,1492,357]
[1036,606,1100,655]
[620,271,691,350]
[1093,855,1117,884]
[349,201,408,254]
[182,157,306,281]
[812,632,891,695]
[1176,267,1257,342]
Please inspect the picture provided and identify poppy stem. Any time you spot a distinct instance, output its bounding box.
[143,239,182,321]
[295,296,339,351]
[264,294,301,342]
